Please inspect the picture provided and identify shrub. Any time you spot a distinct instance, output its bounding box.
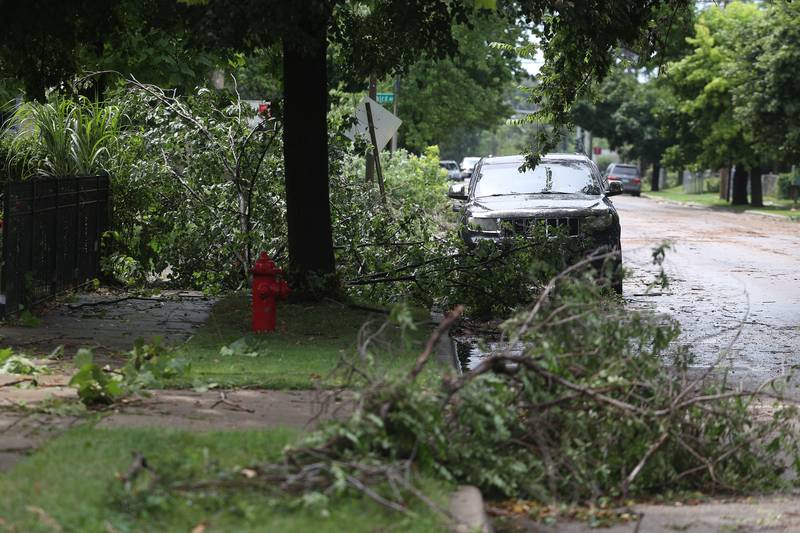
[104,83,284,291]
[103,84,451,294]
[331,145,452,306]
[777,173,794,199]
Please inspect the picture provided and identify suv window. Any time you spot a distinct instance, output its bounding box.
[609,165,639,176]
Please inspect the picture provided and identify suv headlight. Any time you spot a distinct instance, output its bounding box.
[467,216,500,234]
[583,212,614,232]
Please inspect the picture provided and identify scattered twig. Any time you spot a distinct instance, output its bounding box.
[622,432,669,496]
[407,305,464,383]
[209,391,255,413]
[119,452,159,492]
[0,377,35,388]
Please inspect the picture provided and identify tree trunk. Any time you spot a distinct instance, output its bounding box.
[719,166,728,200]
[731,164,749,205]
[749,166,763,207]
[677,167,684,187]
[282,13,336,292]
[651,161,660,192]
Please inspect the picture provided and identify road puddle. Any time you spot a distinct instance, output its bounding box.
[442,335,522,372]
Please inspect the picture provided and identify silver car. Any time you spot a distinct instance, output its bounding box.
[439,160,462,181]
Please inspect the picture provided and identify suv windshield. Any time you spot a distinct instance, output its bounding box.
[611,166,639,176]
[473,160,601,197]
[440,162,458,171]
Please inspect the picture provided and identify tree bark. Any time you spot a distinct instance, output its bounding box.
[731,164,749,205]
[651,161,660,192]
[677,167,684,187]
[749,166,763,207]
[719,166,728,200]
[282,13,336,288]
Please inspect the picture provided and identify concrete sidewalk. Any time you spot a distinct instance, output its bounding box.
[496,496,800,532]
[0,290,216,358]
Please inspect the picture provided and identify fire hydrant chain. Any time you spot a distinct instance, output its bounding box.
[251,252,290,332]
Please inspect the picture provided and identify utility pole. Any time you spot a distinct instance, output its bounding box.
[366,77,377,183]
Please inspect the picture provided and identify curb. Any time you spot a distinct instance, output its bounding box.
[640,193,800,221]
[449,485,493,532]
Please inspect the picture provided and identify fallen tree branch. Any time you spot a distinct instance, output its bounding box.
[67,296,164,309]
[407,305,464,383]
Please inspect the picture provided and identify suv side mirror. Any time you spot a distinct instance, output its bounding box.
[606,181,623,197]
[448,182,468,200]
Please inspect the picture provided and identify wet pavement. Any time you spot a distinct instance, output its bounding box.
[0,290,216,358]
[450,196,800,384]
[618,195,800,385]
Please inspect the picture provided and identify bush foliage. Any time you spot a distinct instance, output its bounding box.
[115,270,799,518]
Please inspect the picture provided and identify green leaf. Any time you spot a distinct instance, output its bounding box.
[74,348,94,368]
[0,347,13,363]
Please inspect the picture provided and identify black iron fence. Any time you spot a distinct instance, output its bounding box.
[1,175,110,316]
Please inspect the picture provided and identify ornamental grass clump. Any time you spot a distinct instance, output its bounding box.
[4,96,120,178]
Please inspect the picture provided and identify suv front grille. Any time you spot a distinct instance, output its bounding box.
[506,217,582,238]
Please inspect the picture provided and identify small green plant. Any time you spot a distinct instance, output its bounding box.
[219,337,261,358]
[19,308,41,327]
[122,337,190,389]
[69,349,125,406]
[69,341,190,407]
[0,347,47,375]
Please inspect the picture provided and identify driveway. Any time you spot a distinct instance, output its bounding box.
[615,195,800,385]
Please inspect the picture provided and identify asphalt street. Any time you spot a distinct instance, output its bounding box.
[616,195,800,384]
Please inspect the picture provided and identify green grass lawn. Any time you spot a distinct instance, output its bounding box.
[646,186,800,219]
[0,426,447,532]
[168,293,441,389]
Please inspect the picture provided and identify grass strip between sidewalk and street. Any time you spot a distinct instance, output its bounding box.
[166,293,440,389]
[0,425,448,532]
[645,186,800,219]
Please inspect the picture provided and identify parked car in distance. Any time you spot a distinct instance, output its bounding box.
[460,156,481,179]
[605,163,641,196]
[448,153,623,293]
[439,160,462,181]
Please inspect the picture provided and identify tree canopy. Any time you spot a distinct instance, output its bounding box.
[398,11,524,159]
[732,1,800,163]
[1,0,698,295]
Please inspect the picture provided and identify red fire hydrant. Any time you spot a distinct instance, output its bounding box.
[251,252,290,332]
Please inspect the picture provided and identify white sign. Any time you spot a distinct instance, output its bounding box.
[344,96,402,150]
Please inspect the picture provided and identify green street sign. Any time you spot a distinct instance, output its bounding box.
[376,92,395,104]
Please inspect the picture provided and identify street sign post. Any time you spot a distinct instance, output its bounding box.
[345,97,402,203]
